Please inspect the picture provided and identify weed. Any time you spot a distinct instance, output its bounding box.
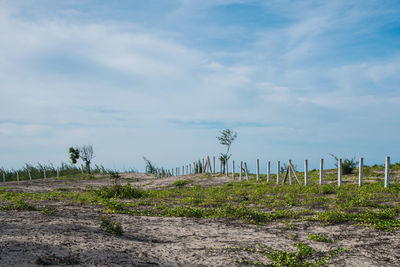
[172,179,190,187]
[307,233,334,243]
[41,206,58,216]
[100,215,123,236]
[95,181,144,199]
[35,253,79,265]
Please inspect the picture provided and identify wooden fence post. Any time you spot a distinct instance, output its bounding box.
[267,161,270,183]
[304,160,308,186]
[289,160,293,185]
[256,159,260,181]
[3,172,5,183]
[220,160,222,174]
[338,158,342,187]
[57,168,60,178]
[213,156,216,174]
[277,161,280,184]
[240,161,243,181]
[244,162,249,181]
[359,157,363,187]
[17,171,20,184]
[385,156,390,188]
[225,159,228,176]
[232,160,235,180]
[44,168,46,179]
[319,158,323,185]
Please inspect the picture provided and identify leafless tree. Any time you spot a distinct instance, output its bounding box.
[79,144,95,174]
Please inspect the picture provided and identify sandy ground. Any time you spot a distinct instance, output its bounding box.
[1,173,400,266]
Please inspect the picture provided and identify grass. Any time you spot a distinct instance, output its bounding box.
[1,166,400,232]
[100,215,123,236]
[230,242,349,266]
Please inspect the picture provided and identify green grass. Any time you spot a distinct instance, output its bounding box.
[1,167,399,231]
[230,242,349,266]
[100,215,123,236]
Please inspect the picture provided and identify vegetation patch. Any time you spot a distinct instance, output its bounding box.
[99,215,123,236]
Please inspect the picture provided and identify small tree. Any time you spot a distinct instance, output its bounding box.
[68,144,95,174]
[217,129,237,172]
[69,147,79,164]
[80,145,95,174]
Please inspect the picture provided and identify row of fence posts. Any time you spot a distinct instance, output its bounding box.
[161,156,392,188]
[1,167,68,183]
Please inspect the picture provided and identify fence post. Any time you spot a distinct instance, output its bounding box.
[319,158,323,185]
[277,161,280,184]
[267,161,270,183]
[338,158,342,187]
[359,157,363,187]
[232,160,235,180]
[220,160,222,174]
[225,159,228,176]
[289,160,293,185]
[213,156,215,174]
[3,172,5,183]
[240,161,243,181]
[304,160,308,186]
[182,166,184,176]
[44,168,47,179]
[244,162,249,181]
[385,156,390,188]
[256,159,260,181]
[57,168,60,178]
[28,170,31,181]
[17,171,20,184]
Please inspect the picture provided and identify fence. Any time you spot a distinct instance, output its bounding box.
[157,156,394,188]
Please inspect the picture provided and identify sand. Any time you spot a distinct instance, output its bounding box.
[1,173,400,266]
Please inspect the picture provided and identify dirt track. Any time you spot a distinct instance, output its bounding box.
[1,174,400,266]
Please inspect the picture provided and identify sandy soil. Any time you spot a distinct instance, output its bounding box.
[1,174,400,266]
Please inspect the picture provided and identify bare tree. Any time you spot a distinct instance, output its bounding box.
[79,144,95,174]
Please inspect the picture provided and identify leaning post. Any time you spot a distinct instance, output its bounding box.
[240,161,243,181]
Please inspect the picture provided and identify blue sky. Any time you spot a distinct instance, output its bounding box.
[0,0,399,172]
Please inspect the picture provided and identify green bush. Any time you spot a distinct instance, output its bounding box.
[95,181,144,199]
[100,215,123,236]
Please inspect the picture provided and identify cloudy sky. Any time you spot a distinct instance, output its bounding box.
[1,0,399,171]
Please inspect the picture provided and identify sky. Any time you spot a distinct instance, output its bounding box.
[0,0,400,172]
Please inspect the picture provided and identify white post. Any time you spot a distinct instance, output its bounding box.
[289,160,293,185]
[28,170,31,181]
[232,160,235,180]
[17,171,20,184]
[267,161,270,183]
[256,159,260,181]
[44,168,46,179]
[385,156,390,188]
[240,161,243,181]
[277,161,280,184]
[213,156,216,174]
[304,160,308,186]
[225,159,228,176]
[2,172,5,183]
[319,158,323,185]
[189,164,192,174]
[81,165,84,174]
[359,157,363,187]
[182,166,184,176]
[338,158,342,187]
[220,160,222,174]
[202,159,205,172]
[57,168,60,178]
